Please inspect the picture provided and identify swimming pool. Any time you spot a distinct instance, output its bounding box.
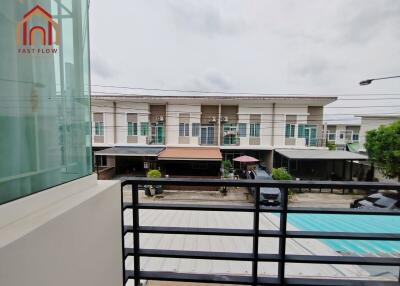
[286,214,400,255]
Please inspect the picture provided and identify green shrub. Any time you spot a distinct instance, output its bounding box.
[147,169,161,178]
[326,142,336,151]
[272,167,292,180]
[222,160,232,172]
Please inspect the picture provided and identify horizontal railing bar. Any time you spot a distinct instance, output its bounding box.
[126,226,281,237]
[285,254,400,266]
[125,226,400,240]
[125,270,280,285]
[123,248,399,266]
[287,230,400,240]
[287,207,400,216]
[125,248,256,261]
[122,202,131,210]
[125,271,400,286]
[137,226,258,236]
[124,202,400,216]
[137,203,255,212]
[280,277,400,286]
[121,177,400,190]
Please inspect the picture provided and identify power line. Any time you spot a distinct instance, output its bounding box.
[90,84,400,97]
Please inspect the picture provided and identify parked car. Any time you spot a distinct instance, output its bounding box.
[350,192,400,210]
[247,166,281,206]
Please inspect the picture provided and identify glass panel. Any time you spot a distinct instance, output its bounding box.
[141,122,149,136]
[238,123,246,137]
[0,0,92,204]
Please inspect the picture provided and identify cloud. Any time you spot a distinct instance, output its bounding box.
[165,0,248,36]
[181,71,235,91]
[334,0,400,44]
[90,55,116,79]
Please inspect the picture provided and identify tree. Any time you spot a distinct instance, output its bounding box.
[365,120,400,180]
[272,167,292,180]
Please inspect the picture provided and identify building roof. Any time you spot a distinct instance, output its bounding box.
[275,149,368,160]
[91,94,337,106]
[94,146,164,157]
[158,147,222,161]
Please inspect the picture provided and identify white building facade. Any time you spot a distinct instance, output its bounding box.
[91,95,336,173]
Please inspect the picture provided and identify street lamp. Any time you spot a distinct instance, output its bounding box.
[359,75,400,86]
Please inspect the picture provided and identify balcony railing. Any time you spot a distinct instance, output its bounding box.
[121,178,400,286]
[146,135,165,145]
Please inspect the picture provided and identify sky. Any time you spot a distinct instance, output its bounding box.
[89,0,400,123]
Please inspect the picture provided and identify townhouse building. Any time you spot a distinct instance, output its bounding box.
[91,95,336,178]
[324,123,361,151]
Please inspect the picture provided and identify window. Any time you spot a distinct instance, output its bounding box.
[128,122,138,136]
[238,123,247,137]
[339,133,344,139]
[179,123,189,136]
[140,122,149,136]
[95,155,107,167]
[298,124,305,138]
[328,133,336,141]
[250,123,260,137]
[285,124,295,138]
[352,133,359,141]
[192,123,200,137]
[95,122,104,136]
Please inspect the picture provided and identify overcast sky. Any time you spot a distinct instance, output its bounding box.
[89,0,400,123]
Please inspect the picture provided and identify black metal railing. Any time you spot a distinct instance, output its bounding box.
[121,178,400,286]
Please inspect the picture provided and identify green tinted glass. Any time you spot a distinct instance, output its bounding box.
[0,0,92,204]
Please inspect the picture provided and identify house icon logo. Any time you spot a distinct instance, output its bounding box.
[16,4,59,54]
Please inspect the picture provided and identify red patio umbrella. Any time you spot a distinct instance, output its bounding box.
[233,155,259,163]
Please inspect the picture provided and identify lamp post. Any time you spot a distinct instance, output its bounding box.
[359,75,400,86]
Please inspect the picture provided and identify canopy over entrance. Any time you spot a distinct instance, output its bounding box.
[158,147,222,161]
[275,149,368,160]
[94,146,164,157]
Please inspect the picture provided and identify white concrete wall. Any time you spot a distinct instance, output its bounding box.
[167,104,201,146]
[92,100,114,147]
[0,175,122,286]
[91,98,326,149]
[359,116,399,151]
[238,104,273,147]
[274,105,309,148]
[115,101,149,145]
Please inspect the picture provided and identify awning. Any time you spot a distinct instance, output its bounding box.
[94,146,165,157]
[347,142,360,153]
[158,147,222,161]
[275,149,368,160]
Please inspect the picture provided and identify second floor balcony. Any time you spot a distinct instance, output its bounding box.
[121,177,400,286]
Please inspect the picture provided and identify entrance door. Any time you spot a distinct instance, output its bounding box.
[305,125,317,146]
[200,125,214,145]
[151,122,164,144]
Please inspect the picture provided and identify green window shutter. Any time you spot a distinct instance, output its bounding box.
[255,123,260,137]
[128,122,132,136]
[298,124,305,138]
[128,122,138,136]
[290,124,295,137]
[238,123,246,137]
[285,124,290,138]
[140,122,149,136]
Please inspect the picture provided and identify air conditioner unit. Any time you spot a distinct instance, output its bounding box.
[209,116,216,123]
[220,116,228,122]
[156,115,164,122]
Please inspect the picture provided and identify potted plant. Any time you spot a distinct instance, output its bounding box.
[144,169,162,196]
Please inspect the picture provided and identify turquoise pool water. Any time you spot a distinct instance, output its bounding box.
[286,214,400,255]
